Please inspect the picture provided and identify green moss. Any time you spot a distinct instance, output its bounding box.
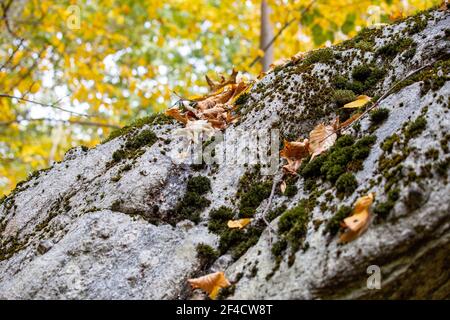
[406,15,428,35]
[405,116,427,140]
[352,64,373,82]
[333,65,386,95]
[187,176,211,195]
[237,166,272,218]
[373,188,399,219]
[273,199,310,255]
[108,129,158,167]
[436,157,449,178]
[208,206,234,234]
[304,48,334,65]
[300,135,375,194]
[325,205,352,236]
[391,59,449,97]
[125,129,157,150]
[103,113,173,143]
[172,175,211,223]
[267,205,287,222]
[196,243,219,268]
[284,184,298,197]
[376,37,415,58]
[335,173,358,196]
[381,133,400,153]
[332,89,356,107]
[369,108,390,126]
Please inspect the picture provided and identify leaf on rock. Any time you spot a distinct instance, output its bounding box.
[342,95,371,109]
[280,138,309,175]
[166,70,249,130]
[165,107,187,124]
[339,193,375,243]
[188,271,231,299]
[308,118,339,161]
[280,180,287,194]
[227,218,252,229]
[339,113,361,129]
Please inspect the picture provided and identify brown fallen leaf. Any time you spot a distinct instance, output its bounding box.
[308,118,339,161]
[342,95,371,109]
[339,113,361,129]
[165,107,188,124]
[280,138,309,175]
[339,193,375,243]
[205,69,238,93]
[188,271,231,299]
[227,218,252,229]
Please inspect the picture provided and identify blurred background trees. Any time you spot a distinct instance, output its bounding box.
[0,0,440,195]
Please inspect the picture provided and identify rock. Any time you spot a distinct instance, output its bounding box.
[0,9,449,299]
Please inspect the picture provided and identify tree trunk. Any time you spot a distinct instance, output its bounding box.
[260,0,274,72]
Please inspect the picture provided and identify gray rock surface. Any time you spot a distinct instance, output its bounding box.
[0,9,449,299]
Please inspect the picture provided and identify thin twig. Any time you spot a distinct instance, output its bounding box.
[0,117,120,128]
[248,0,317,68]
[260,172,283,246]
[0,93,90,117]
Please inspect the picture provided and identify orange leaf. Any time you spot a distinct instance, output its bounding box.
[339,193,375,243]
[280,139,309,175]
[188,271,231,299]
[227,218,252,229]
[308,118,339,161]
[165,107,187,124]
[339,113,361,129]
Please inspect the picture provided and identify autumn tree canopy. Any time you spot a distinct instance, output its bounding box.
[0,0,439,195]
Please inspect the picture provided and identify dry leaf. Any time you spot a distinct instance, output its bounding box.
[280,180,287,194]
[339,193,375,243]
[188,271,231,299]
[308,118,339,161]
[280,139,309,175]
[342,95,371,109]
[339,113,361,129]
[227,218,252,229]
[167,69,249,131]
[165,107,187,124]
[205,69,238,93]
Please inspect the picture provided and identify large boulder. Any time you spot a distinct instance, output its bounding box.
[1,8,449,299]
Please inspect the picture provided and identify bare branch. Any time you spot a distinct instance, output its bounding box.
[0,117,120,128]
[0,93,91,117]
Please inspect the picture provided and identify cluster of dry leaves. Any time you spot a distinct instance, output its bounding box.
[166,69,251,131]
[279,94,371,175]
[279,94,374,243]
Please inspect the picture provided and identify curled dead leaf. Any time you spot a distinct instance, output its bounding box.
[165,107,187,124]
[205,69,238,93]
[227,218,252,229]
[339,193,375,243]
[342,95,371,109]
[188,271,231,299]
[308,118,339,161]
[280,138,309,175]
